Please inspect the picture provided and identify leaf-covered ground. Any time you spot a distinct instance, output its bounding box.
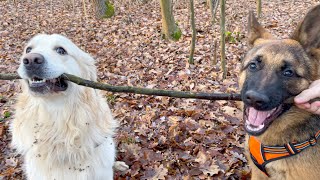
[0,0,317,179]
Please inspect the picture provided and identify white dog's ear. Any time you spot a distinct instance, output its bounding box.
[77,51,98,81]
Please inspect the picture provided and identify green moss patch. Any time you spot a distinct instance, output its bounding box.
[104,1,115,18]
[171,27,181,41]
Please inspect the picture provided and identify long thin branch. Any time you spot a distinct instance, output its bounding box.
[0,73,241,101]
[0,73,20,80]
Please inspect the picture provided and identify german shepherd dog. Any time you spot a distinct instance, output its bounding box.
[239,5,320,180]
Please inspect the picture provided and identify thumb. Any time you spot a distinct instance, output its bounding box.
[295,88,320,104]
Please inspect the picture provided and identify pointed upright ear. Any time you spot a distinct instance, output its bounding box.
[291,5,320,49]
[247,11,275,46]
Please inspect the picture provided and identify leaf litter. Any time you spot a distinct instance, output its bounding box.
[0,0,317,179]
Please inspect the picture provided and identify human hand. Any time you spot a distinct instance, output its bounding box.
[294,79,320,114]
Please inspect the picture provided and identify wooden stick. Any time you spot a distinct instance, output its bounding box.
[0,73,242,101]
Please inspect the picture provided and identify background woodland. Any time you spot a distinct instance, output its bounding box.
[0,0,318,179]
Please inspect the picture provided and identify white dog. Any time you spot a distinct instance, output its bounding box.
[11,34,122,180]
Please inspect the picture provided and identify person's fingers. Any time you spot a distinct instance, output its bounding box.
[308,79,320,88]
[295,79,320,111]
[314,107,320,115]
[298,101,320,114]
[311,101,320,107]
[295,102,310,109]
[294,87,320,104]
[309,101,320,112]
[308,103,319,113]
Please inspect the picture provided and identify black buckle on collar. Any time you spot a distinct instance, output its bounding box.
[309,137,317,146]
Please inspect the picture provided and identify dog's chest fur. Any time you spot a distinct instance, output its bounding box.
[11,89,116,171]
[12,97,91,164]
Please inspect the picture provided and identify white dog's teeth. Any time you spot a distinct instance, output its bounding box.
[246,123,264,131]
[245,120,265,131]
[30,79,46,83]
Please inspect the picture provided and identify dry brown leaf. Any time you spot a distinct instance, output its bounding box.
[201,163,220,176]
[150,164,168,180]
[195,150,207,165]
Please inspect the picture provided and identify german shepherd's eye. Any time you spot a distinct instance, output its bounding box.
[248,62,258,71]
[56,47,68,55]
[26,47,32,53]
[283,69,294,77]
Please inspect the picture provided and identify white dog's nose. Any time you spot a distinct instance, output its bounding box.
[23,53,45,70]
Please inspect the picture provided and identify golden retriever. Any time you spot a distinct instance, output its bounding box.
[11,34,123,180]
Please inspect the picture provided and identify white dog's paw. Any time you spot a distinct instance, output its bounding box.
[114,161,129,172]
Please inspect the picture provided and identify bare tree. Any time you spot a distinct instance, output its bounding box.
[257,0,262,17]
[189,0,196,64]
[83,0,88,17]
[160,0,181,41]
[208,0,219,64]
[208,0,219,25]
[92,0,115,18]
[220,0,226,79]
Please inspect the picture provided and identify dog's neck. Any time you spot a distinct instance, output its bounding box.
[19,87,101,129]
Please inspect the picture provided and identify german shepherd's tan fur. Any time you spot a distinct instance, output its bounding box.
[240,5,320,180]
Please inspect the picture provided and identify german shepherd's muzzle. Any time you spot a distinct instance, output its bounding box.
[240,5,320,179]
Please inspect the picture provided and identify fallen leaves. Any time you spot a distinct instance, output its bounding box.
[0,0,318,179]
[144,164,168,180]
[201,161,220,176]
[5,157,18,167]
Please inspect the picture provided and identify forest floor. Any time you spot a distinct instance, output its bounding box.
[0,0,317,179]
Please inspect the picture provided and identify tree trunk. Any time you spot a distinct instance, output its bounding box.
[160,0,181,41]
[213,39,217,65]
[83,0,88,17]
[189,0,196,64]
[257,0,262,18]
[208,0,219,26]
[220,0,226,79]
[208,0,219,65]
[92,0,114,18]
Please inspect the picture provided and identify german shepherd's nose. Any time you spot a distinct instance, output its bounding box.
[244,90,270,108]
[23,53,45,71]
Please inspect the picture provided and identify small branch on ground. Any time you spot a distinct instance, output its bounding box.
[0,73,242,101]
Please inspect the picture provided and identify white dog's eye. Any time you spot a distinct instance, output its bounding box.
[26,47,32,53]
[56,47,67,55]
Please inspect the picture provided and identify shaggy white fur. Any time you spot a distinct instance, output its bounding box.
[11,34,120,180]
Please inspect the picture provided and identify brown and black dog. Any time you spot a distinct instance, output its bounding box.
[239,5,320,180]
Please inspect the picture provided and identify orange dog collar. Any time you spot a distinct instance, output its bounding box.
[249,130,320,176]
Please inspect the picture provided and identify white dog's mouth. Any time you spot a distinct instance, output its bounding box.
[27,75,68,93]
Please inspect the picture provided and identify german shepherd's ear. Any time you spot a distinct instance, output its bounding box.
[291,5,320,50]
[247,11,275,46]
